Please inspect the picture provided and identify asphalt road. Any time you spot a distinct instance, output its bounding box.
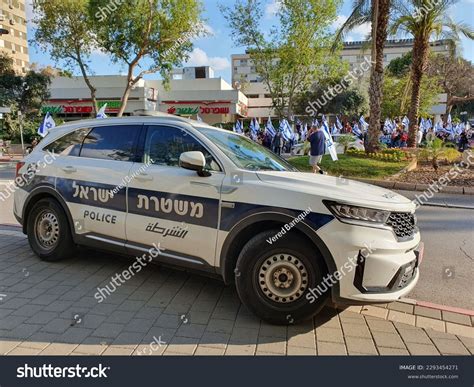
[0,164,472,310]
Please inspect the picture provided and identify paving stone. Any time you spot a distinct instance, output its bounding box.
[106,310,136,324]
[416,316,445,332]
[0,314,27,330]
[229,327,259,344]
[371,331,406,349]
[40,318,71,334]
[8,323,42,339]
[317,341,347,355]
[360,305,388,319]
[414,306,442,320]
[317,326,345,343]
[102,346,135,355]
[287,345,316,355]
[378,347,409,355]
[176,323,206,339]
[431,337,470,355]
[30,294,59,306]
[366,319,397,334]
[259,323,287,339]
[199,332,230,349]
[345,337,378,355]
[445,322,474,338]
[194,345,225,355]
[133,342,167,356]
[405,342,440,355]
[340,323,372,339]
[165,336,199,354]
[72,342,108,355]
[93,323,125,338]
[456,335,474,354]
[59,327,94,344]
[206,318,234,334]
[387,301,414,314]
[396,328,432,345]
[225,343,256,355]
[387,310,416,326]
[124,318,154,334]
[112,331,145,346]
[0,340,21,355]
[287,330,315,349]
[40,343,79,355]
[25,311,58,325]
[80,314,107,330]
[154,314,182,329]
[11,304,43,317]
[256,336,286,354]
[8,346,42,355]
[441,311,472,326]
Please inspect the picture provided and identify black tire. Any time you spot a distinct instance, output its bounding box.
[26,198,76,261]
[235,230,329,325]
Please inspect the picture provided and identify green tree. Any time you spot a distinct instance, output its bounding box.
[221,0,344,119]
[90,0,204,116]
[33,0,100,115]
[333,0,392,153]
[386,51,412,76]
[381,73,441,118]
[390,0,474,147]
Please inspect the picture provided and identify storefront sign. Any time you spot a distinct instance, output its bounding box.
[41,101,121,115]
[166,105,230,115]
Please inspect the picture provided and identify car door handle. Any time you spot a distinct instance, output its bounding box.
[61,166,76,173]
[135,173,153,182]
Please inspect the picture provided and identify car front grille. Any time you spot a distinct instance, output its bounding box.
[386,212,416,240]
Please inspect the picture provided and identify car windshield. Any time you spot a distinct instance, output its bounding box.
[198,127,298,172]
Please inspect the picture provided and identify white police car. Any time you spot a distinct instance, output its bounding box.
[13,114,422,324]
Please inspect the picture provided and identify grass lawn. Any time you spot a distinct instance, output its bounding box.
[288,154,409,179]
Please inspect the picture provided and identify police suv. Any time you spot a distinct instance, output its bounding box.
[13,114,422,324]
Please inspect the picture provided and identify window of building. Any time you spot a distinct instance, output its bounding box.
[80,125,140,161]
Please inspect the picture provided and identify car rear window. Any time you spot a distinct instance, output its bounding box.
[43,127,91,156]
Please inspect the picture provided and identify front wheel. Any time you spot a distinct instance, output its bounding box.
[27,198,76,261]
[235,230,329,325]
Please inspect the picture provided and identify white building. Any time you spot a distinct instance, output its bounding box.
[42,67,248,125]
[231,39,452,119]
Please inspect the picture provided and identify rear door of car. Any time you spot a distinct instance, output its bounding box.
[52,123,142,247]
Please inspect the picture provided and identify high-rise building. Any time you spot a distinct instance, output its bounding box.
[0,0,29,74]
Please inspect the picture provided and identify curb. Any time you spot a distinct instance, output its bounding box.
[351,178,474,195]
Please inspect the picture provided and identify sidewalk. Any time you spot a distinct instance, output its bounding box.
[0,225,472,356]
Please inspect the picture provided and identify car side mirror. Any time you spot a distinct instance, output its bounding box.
[179,151,211,177]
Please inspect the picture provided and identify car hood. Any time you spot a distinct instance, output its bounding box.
[256,171,415,211]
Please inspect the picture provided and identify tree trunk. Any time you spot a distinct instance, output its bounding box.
[407,34,430,147]
[367,0,390,153]
[76,58,98,116]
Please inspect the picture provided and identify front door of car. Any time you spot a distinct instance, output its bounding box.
[125,124,224,267]
[53,124,141,245]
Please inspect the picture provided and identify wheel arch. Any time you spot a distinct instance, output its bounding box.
[219,212,338,291]
[22,186,76,240]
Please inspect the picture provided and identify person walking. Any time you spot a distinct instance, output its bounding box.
[272,131,283,155]
[308,124,325,174]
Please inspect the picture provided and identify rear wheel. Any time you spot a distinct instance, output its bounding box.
[27,198,76,261]
[235,230,329,324]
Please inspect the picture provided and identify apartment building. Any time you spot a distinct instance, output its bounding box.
[0,0,29,73]
[231,39,452,118]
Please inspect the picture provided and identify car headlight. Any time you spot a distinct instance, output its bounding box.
[324,201,391,225]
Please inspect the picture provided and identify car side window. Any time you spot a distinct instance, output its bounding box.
[144,125,221,171]
[80,125,140,162]
[43,127,91,156]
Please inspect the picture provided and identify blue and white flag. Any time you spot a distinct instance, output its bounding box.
[352,123,362,137]
[234,120,243,134]
[321,116,338,161]
[280,119,292,141]
[331,123,339,135]
[311,118,319,128]
[434,120,443,133]
[196,114,203,122]
[402,116,409,130]
[384,118,393,133]
[301,122,308,141]
[426,118,432,130]
[336,116,343,131]
[265,117,275,138]
[96,103,108,119]
[420,118,426,132]
[359,116,368,132]
[37,112,56,138]
[250,118,260,135]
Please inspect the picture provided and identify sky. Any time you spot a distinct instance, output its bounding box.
[26,0,474,84]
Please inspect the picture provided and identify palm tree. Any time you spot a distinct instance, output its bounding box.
[333,0,392,153]
[390,0,474,147]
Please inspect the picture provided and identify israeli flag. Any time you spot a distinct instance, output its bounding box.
[384,118,393,133]
[359,116,368,131]
[321,116,338,161]
[402,116,409,130]
[280,119,292,141]
[250,118,260,135]
[37,112,56,138]
[235,120,243,134]
[331,123,339,135]
[301,122,308,141]
[96,103,108,119]
[434,120,443,133]
[336,116,343,130]
[196,114,203,122]
[426,118,432,130]
[352,123,362,137]
[312,118,319,127]
[265,117,276,137]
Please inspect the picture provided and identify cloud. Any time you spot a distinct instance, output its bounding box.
[265,0,281,18]
[346,22,372,41]
[185,48,230,71]
[331,15,348,30]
